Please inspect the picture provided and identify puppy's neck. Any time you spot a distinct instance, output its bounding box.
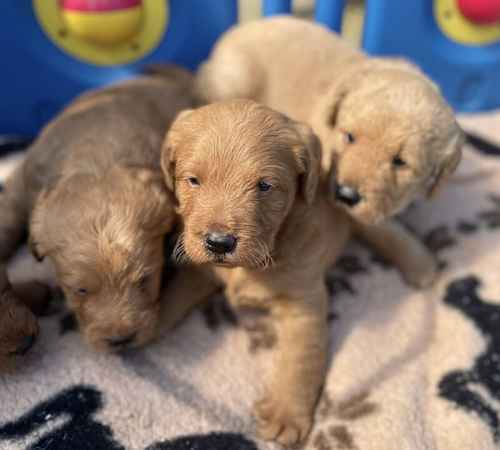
[273,196,316,261]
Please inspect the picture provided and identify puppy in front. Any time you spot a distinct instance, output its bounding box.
[161,99,351,446]
[0,67,193,363]
[196,16,465,287]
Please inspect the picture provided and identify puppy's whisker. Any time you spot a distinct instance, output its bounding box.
[173,235,190,264]
[246,239,273,270]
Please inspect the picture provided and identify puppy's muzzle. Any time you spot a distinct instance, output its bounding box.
[204,232,237,255]
[335,184,362,207]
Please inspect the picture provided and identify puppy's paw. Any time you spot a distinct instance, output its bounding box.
[0,290,39,365]
[402,254,439,289]
[254,395,312,446]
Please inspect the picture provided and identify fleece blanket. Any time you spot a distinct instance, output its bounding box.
[1,112,500,450]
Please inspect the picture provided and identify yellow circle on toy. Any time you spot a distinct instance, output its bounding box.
[33,0,168,66]
[435,0,500,45]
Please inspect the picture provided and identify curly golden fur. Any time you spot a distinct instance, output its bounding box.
[161,99,352,446]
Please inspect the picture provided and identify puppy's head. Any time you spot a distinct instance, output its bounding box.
[316,59,463,225]
[29,166,175,351]
[162,100,321,269]
[0,272,39,369]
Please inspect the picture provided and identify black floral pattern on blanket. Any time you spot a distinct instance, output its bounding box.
[440,276,500,442]
[0,385,258,450]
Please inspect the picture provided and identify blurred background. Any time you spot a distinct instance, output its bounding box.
[238,0,365,45]
[0,0,498,147]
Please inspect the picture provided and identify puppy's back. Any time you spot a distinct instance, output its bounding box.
[197,16,363,121]
[22,68,194,202]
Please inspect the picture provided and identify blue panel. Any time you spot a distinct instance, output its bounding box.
[262,0,292,16]
[314,0,346,33]
[362,0,500,112]
[0,0,238,135]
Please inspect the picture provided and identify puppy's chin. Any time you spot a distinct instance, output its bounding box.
[82,325,157,353]
[185,247,268,270]
[83,333,142,353]
[346,199,413,225]
[182,233,273,270]
[337,201,384,226]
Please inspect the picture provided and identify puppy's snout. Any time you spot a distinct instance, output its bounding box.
[11,333,37,356]
[335,184,362,207]
[205,232,237,254]
[107,332,137,349]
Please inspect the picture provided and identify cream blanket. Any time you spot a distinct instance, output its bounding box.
[0,112,499,450]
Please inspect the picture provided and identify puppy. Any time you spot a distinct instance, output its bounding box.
[161,99,352,446]
[0,67,193,362]
[195,16,465,287]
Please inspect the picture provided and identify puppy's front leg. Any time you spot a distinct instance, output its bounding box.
[0,171,40,366]
[158,266,218,333]
[255,291,328,446]
[354,219,438,288]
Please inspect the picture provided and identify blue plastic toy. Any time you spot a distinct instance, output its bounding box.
[1,0,499,139]
[0,0,237,136]
[361,0,500,112]
[263,0,500,113]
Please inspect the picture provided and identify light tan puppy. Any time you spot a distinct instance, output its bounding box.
[196,16,465,287]
[161,99,351,446]
[0,68,193,362]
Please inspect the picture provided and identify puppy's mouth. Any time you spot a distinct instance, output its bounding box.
[206,252,236,267]
[105,332,138,352]
[85,329,143,352]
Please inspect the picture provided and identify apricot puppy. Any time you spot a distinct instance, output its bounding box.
[0,68,193,360]
[161,99,351,446]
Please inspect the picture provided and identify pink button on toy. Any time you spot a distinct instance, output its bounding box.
[60,0,142,11]
[457,0,500,24]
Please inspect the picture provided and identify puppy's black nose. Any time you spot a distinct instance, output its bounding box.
[11,334,37,356]
[107,332,137,348]
[335,184,362,207]
[205,232,237,254]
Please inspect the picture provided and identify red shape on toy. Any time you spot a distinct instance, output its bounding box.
[457,0,500,24]
[60,0,142,12]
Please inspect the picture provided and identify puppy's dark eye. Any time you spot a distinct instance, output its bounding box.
[258,180,272,192]
[346,132,355,143]
[75,288,88,297]
[187,177,200,187]
[392,156,406,167]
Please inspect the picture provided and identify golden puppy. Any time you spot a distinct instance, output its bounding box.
[0,67,193,361]
[161,99,351,446]
[195,16,465,287]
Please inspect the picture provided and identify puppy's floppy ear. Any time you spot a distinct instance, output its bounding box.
[161,108,194,192]
[126,166,176,234]
[292,122,322,204]
[28,235,44,262]
[29,190,52,262]
[427,128,464,198]
[325,58,423,127]
[324,85,348,128]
